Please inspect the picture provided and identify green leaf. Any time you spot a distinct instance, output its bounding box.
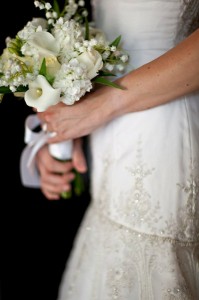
[39,58,47,76]
[16,86,28,92]
[84,17,90,40]
[60,190,72,199]
[109,35,122,47]
[73,170,85,196]
[93,77,125,89]
[0,85,27,95]
[0,86,12,94]
[39,58,54,84]
[53,0,60,16]
[98,70,116,77]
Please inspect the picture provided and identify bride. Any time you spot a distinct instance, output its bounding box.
[23,0,199,299]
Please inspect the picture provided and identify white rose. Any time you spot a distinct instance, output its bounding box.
[24,75,61,112]
[76,49,103,79]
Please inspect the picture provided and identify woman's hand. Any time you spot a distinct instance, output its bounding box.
[36,138,87,200]
[37,85,120,143]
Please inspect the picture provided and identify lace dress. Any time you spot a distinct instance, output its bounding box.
[57,0,199,299]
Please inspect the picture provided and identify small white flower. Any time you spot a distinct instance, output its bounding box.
[74,42,81,49]
[110,46,116,52]
[120,54,129,63]
[45,2,52,10]
[78,1,85,7]
[82,10,88,17]
[105,63,114,71]
[34,1,40,8]
[38,3,45,10]
[116,64,124,71]
[90,39,97,47]
[102,51,110,60]
[46,12,52,19]
[48,19,54,25]
[10,86,17,92]
[83,40,89,47]
[52,12,58,19]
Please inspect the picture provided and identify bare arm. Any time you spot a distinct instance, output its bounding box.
[115,28,199,114]
[37,29,199,142]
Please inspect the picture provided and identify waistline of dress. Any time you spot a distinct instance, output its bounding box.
[90,203,199,246]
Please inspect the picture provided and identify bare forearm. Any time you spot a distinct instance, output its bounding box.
[108,28,199,117]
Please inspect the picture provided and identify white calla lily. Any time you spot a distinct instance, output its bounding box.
[24,75,61,112]
[27,31,60,57]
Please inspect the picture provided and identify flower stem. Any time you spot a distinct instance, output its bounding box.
[73,169,85,196]
[53,157,85,199]
[60,190,72,199]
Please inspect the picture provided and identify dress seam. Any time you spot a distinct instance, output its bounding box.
[91,204,199,246]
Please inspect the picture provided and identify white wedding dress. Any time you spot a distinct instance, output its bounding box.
[57,0,199,299]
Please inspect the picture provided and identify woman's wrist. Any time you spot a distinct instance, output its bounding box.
[92,84,128,124]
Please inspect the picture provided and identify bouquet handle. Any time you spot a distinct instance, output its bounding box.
[21,115,85,198]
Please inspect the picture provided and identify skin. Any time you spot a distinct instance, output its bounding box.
[36,28,199,200]
[36,138,87,200]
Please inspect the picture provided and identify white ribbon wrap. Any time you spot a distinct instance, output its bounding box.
[49,140,73,161]
[20,114,73,188]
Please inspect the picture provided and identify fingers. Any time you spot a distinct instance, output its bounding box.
[37,102,65,131]
[35,138,88,200]
[72,138,87,173]
[37,101,90,141]
[36,145,75,200]
[40,172,74,200]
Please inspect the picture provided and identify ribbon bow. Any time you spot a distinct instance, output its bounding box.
[24,114,50,170]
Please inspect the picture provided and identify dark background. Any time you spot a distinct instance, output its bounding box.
[0,1,91,299]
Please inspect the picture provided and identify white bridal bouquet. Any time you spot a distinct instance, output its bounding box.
[0,0,129,198]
